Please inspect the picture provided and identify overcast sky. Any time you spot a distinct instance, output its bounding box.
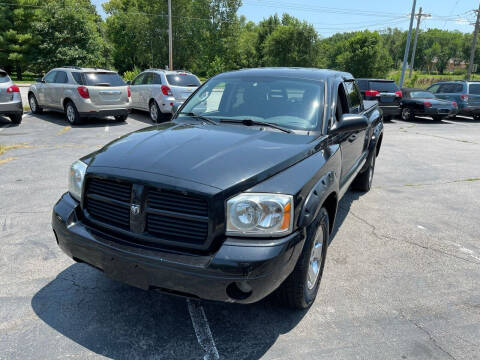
[92,0,477,37]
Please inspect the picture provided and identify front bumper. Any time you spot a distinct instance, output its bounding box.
[0,99,23,115]
[52,193,305,304]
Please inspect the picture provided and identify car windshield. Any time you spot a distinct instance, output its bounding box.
[0,72,10,83]
[410,91,435,99]
[166,74,201,87]
[83,72,125,86]
[369,81,399,92]
[179,76,324,131]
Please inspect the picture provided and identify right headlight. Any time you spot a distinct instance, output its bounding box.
[226,193,294,237]
[68,160,87,201]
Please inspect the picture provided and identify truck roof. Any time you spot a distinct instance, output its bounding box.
[217,67,354,81]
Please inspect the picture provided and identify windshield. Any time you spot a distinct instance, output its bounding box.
[84,72,125,86]
[369,81,399,92]
[166,74,201,87]
[0,72,10,83]
[410,91,435,99]
[179,76,324,131]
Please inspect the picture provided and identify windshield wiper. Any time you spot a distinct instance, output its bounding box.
[178,112,218,125]
[219,119,292,133]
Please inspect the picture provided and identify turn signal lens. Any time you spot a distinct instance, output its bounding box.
[127,86,131,98]
[452,101,457,107]
[395,90,403,98]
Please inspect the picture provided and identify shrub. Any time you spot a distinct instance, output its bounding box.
[122,66,141,82]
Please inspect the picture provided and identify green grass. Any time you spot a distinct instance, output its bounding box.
[387,70,480,89]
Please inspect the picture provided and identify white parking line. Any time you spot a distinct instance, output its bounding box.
[187,299,220,360]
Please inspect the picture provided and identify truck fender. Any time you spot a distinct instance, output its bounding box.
[298,171,336,229]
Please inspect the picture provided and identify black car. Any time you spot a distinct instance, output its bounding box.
[400,88,458,121]
[52,68,383,309]
[357,78,402,121]
[427,81,480,119]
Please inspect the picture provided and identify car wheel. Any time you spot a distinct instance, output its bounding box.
[65,101,81,125]
[276,208,329,309]
[352,151,376,192]
[28,94,42,114]
[432,115,443,122]
[473,114,480,120]
[115,114,128,122]
[9,113,22,124]
[383,115,391,122]
[401,107,414,121]
[149,101,161,123]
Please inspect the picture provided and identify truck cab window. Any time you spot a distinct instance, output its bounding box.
[344,81,362,113]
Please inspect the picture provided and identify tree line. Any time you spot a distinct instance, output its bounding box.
[1,0,478,80]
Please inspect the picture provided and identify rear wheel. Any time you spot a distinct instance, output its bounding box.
[65,101,81,125]
[276,208,329,309]
[9,113,22,124]
[115,114,128,122]
[28,94,42,114]
[383,115,391,122]
[149,100,161,123]
[432,115,443,121]
[352,151,376,192]
[401,107,414,121]
[473,114,480,120]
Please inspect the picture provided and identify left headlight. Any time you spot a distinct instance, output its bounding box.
[226,193,293,237]
[68,160,87,201]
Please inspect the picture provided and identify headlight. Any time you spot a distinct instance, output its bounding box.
[226,193,293,237]
[68,160,87,201]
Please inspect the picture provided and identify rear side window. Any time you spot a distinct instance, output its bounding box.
[153,74,162,85]
[369,81,399,92]
[143,73,155,85]
[44,71,57,83]
[468,83,480,95]
[83,72,125,86]
[0,71,10,83]
[132,73,145,86]
[72,72,85,85]
[55,71,68,84]
[438,83,463,93]
[166,74,201,87]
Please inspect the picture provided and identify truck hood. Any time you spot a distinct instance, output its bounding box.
[86,122,316,190]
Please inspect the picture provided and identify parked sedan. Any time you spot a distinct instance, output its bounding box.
[400,88,457,122]
[0,69,23,124]
[427,81,480,119]
[129,69,201,122]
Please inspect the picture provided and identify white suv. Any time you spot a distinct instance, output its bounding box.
[129,69,201,122]
[28,67,131,125]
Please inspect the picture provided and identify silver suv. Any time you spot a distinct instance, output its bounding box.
[129,69,201,122]
[0,69,23,124]
[28,67,131,125]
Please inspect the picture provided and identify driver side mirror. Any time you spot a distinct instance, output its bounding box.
[329,114,369,136]
[36,77,45,83]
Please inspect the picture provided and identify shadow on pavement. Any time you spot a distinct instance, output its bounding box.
[330,190,361,241]
[28,111,130,128]
[129,109,172,125]
[32,263,307,359]
[0,115,19,127]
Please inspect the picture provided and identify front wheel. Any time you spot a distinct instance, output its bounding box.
[28,94,42,114]
[432,115,443,122]
[276,208,329,309]
[115,114,128,122]
[473,114,480,120]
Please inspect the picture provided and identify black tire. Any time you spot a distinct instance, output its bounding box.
[149,100,161,123]
[383,115,391,122]
[401,107,414,121]
[9,113,22,124]
[28,93,42,114]
[432,115,443,122]
[276,208,330,309]
[473,114,480,120]
[115,114,128,122]
[352,151,376,192]
[65,101,81,125]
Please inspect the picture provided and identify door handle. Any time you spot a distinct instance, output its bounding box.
[348,134,357,142]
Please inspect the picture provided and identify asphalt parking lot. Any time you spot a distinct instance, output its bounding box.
[1,110,479,360]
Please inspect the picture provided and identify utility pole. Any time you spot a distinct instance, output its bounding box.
[467,2,480,81]
[408,7,431,78]
[400,0,417,88]
[168,0,173,71]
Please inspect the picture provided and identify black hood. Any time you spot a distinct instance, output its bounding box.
[86,122,317,190]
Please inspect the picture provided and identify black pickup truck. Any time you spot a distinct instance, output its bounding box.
[52,68,383,309]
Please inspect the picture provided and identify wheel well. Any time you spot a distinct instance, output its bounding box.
[149,98,156,107]
[322,192,338,234]
[63,98,73,109]
[28,91,34,99]
[376,133,383,157]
